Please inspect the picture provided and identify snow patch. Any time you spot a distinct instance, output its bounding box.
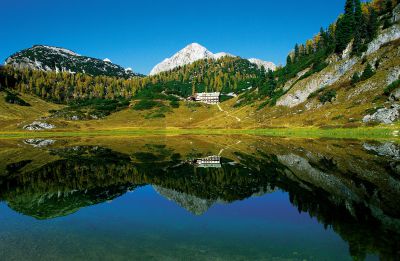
[248,58,276,71]
[35,45,81,56]
[150,43,275,75]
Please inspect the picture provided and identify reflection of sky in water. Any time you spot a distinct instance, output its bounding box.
[0,186,379,260]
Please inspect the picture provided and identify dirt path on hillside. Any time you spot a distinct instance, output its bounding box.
[217,103,241,122]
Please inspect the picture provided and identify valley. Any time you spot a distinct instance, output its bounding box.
[0,0,399,139]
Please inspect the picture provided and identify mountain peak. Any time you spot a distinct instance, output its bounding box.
[185,42,206,49]
[149,43,214,75]
[32,45,81,57]
[248,58,276,71]
[6,45,140,78]
[150,43,275,75]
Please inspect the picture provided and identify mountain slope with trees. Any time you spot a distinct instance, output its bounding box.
[0,0,399,130]
[5,45,142,78]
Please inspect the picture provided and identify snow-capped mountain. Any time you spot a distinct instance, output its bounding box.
[5,45,140,78]
[150,43,215,75]
[149,43,275,75]
[214,52,235,59]
[248,58,277,71]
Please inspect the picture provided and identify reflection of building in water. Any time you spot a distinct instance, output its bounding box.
[195,156,221,168]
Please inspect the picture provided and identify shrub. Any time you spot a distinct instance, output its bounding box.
[384,79,400,96]
[351,72,361,86]
[257,100,269,111]
[185,102,201,108]
[51,97,130,120]
[332,114,344,120]
[219,95,234,103]
[132,100,161,110]
[145,112,166,119]
[319,90,336,104]
[308,87,326,100]
[361,57,368,64]
[170,100,180,108]
[4,91,30,106]
[360,63,375,81]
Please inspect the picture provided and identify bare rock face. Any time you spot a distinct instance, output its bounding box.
[363,104,400,124]
[277,58,357,108]
[23,139,55,147]
[247,58,276,71]
[390,89,400,101]
[342,42,353,59]
[277,154,360,204]
[23,121,55,131]
[153,186,214,215]
[387,67,400,85]
[282,68,310,92]
[363,142,400,160]
[367,24,400,55]
[393,3,400,23]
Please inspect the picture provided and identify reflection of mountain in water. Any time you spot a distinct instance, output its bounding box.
[154,185,277,215]
[0,139,399,260]
[154,186,215,215]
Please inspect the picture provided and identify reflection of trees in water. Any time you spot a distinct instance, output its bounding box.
[1,146,143,219]
[0,144,399,260]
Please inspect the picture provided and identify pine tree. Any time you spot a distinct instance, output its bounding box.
[366,7,378,42]
[294,44,300,62]
[335,0,356,54]
[352,0,367,55]
[351,72,360,85]
[361,63,374,80]
[319,27,327,49]
[385,0,393,14]
[286,55,292,66]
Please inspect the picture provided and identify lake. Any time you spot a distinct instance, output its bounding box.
[0,135,399,260]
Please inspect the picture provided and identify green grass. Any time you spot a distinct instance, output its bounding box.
[132,100,162,110]
[0,127,398,140]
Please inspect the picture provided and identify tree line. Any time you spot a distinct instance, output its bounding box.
[248,0,398,107]
[0,0,397,107]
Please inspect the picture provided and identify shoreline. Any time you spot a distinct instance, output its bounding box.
[0,127,398,140]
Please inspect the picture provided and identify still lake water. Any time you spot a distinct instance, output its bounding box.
[0,135,399,260]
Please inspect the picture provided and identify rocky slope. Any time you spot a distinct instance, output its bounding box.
[153,186,215,215]
[5,45,141,78]
[149,43,276,75]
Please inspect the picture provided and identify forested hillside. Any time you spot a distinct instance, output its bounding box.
[0,0,399,130]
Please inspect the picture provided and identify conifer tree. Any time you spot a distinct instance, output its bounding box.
[385,0,393,14]
[335,0,356,54]
[352,0,367,55]
[294,44,300,62]
[286,55,292,66]
[366,7,378,42]
[361,63,374,80]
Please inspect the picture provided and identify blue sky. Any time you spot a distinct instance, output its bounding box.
[1,0,347,74]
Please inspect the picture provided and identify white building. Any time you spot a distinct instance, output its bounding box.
[194,92,220,104]
[195,156,221,168]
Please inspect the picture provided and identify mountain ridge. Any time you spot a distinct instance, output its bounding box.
[149,43,276,75]
[5,45,141,78]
